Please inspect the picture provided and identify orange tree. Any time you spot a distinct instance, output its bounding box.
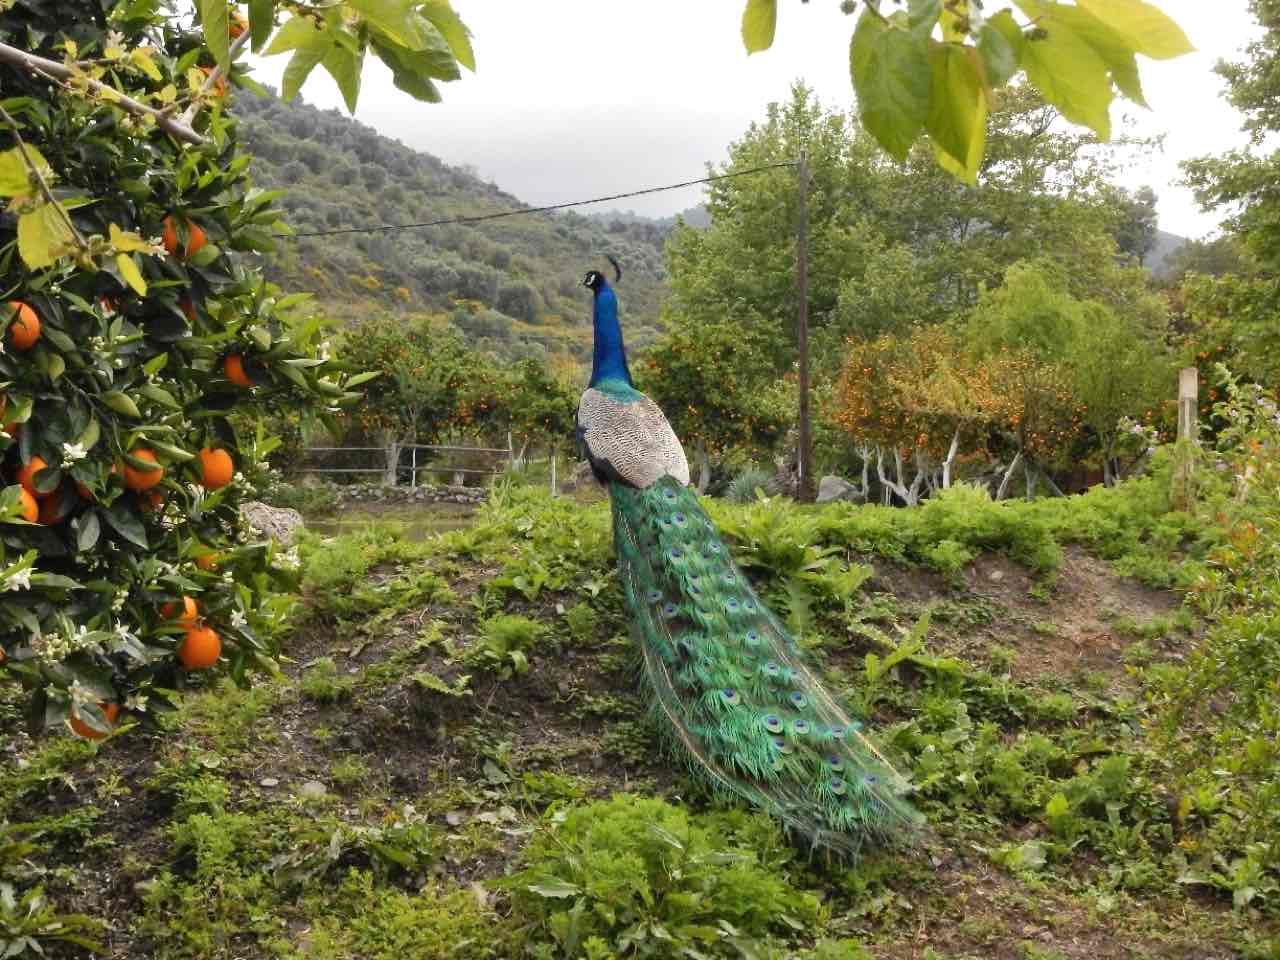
[0,0,473,736]
[636,319,788,491]
[501,358,577,463]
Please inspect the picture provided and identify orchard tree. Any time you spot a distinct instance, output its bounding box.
[501,358,577,466]
[636,319,789,491]
[0,0,474,737]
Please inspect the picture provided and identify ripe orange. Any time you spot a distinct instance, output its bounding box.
[6,301,40,351]
[140,489,165,513]
[122,448,163,491]
[161,216,208,259]
[69,701,119,740]
[179,625,221,669]
[37,492,67,525]
[162,595,199,623]
[16,488,37,522]
[16,456,50,499]
[229,10,249,38]
[194,548,220,571]
[199,66,229,97]
[223,354,254,388]
[198,447,234,489]
[179,297,197,323]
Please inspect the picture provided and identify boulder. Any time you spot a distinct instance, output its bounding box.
[242,501,305,545]
[816,475,863,504]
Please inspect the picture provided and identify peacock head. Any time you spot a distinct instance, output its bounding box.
[582,255,622,293]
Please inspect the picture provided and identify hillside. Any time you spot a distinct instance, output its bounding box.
[234,91,670,365]
[1146,228,1188,278]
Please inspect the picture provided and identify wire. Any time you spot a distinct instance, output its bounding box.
[286,160,798,239]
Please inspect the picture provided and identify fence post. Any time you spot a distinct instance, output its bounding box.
[549,446,557,497]
[1172,367,1198,511]
[411,446,417,488]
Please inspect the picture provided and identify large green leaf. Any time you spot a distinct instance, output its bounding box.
[850,11,932,162]
[1017,7,1114,140]
[102,504,148,550]
[1020,0,1145,107]
[422,1,475,70]
[348,0,429,50]
[907,0,942,37]
[741,0,777,54]
[978,11,1021,87]
[1077,0,1194,60]
[282,33,335,103]
[0,146,48,197]
[17,201,76,270]
[116,253,147,296]
[926,44,987,184]
[198,0,230,72]
[248,0,274,53]
[265,15,321,55]
[323,40,365,112]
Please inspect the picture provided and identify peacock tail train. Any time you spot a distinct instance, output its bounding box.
[610,475,923,855]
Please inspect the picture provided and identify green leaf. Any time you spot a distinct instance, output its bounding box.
[116,253,147,296]
[249,0,274,53]
[1020,0,1145,107]
[907,0,942,37]
[0,148,30,196]
[102,391,142,418]
[322,42,364,113]
[1017,7,1114,140]
[199,0,230,72]
[1077,0,1193,60]
[372,44,442,102]
[137,384,181,410]
[282,35,333,102]
[978,13,1021,87]
[17,202,76,270]
[527,879,581,899]
[741,0,777,54]
[850,11,932,162]
[926,44,987,183]
[421,1,475,71]
[147,440,194,462]
[265,15,320,54]
[143,353,169,376]
[102,503,148,549]
[348,0,428,49]
[74,512,100,553]
[46,353,65,381]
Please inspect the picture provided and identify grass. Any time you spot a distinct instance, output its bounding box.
[1,453,1278,958]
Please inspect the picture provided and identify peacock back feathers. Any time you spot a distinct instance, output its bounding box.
[610,475,923,855]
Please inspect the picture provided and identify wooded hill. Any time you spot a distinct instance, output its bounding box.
[234,90,671,367]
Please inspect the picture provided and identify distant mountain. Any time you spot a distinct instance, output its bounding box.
[233,91,669,365]
[1146,229,1187,279]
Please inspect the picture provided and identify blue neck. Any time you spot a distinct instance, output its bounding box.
[589,283,632,388]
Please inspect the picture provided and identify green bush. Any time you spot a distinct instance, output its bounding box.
[506,795,819,959]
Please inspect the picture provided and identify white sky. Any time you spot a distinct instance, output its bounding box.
[247,1,1262,239]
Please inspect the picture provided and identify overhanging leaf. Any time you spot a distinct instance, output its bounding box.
[322,41,365,113]
[978,12,1021,87]
[421,1,475,70]
[850,11,932,162]
[0,145,51,197]
[116,253,147,296]
[926,44,987,183]
[741,0,777,54]
[1016,6,1114,140]
[249,0,274,52]
[199,0,230,72]
[17,201,76,270]
[1077,0,1194,60]
[265,15,321,55]
[349,0,429,50]
[282,33,336,102]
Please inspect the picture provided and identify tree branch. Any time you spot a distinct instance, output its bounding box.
[0,41,208,145]
[179,31,251,126]
[0,102,87,252]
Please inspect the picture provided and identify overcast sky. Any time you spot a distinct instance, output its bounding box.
[248,1,1261,239]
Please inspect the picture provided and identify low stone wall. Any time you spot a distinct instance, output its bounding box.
[332,482,488,506]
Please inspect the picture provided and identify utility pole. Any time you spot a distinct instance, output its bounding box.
[796,150,814,503]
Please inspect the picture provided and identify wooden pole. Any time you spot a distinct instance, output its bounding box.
[1172,366,1198,511]
[796,150,814,503]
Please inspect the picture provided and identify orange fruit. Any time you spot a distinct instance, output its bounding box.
[140,489,165,513]
[198,447,234,490]
[162,595,199,623]
[6,301,40,351]
[37,492,67,525]
[75,480,94,501]
[16,488,37,522]
[194,547,220,571]
[122,448,163,491]
[179,297,197,323]
[179,625,221,669]
[161,216,208,259]
[229,10,249,38]
[199,66,228,97]
[69,701,119,740]
[223,354,254,388]
[16,456,50,499]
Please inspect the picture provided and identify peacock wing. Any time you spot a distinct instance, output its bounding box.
[578,387,690,489]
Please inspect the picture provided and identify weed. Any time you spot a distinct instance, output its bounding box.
[301,657,355,703]
[464,614,545,678]
[332,756,371,791]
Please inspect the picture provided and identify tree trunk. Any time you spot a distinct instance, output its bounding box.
[1024,457,1036,501]
[941,428,961,489]
[696,444,712,495]
[1037,466,1066,498]
[858,445,872,500]
[996,451,1023,500]
[383,437,402,486]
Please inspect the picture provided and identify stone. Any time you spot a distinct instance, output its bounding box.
[816,475,862,503]
[298,780,327,800]
[241,502,305,545]
[259,777,279,788]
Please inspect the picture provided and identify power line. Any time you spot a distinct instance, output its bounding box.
[286,160,798,239]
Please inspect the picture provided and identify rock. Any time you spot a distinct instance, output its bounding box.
[259,777,279,788]
[816,475,862,503]
[243,502,305,545]
[299,780,327,800]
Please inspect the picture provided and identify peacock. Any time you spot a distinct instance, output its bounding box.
[575,257,923,855]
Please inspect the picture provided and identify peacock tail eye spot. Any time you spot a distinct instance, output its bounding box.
[744,630,760,646]
[724,574,737,585]
[647,590,662,603]
[830,778,847,795]
[663,603,679,618]
[706,543,721,555]
[763,715,783,734]
[724,598,739,612]
[764,660,780,677]
[663,488,676,501]
[743,600,755,612]
[793,719,810,735]
[789,691,807,709]
[721,688,740,705]
[827,755,843,770]
[674,513,687,525]
[830,726,846,739]
[670,548,682,560]
[850,720,864,732]
[863,774,880,787]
